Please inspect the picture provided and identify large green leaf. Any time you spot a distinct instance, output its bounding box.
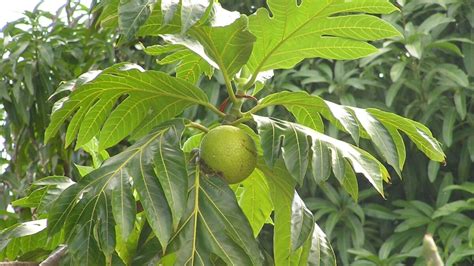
[140,3,254,80]
[155,15,255,81]
[0,220,47,250]
[44,63,209,150]
[254,115,389,196]
[166,163,263,265]
[246,0,400,74]
[257,160,299,265]
[287,105,324,133]
[256,91,445,169]
[11,176,74,214]
[257,91,360,143]
[257,160,336,265]
[48,120,187,257]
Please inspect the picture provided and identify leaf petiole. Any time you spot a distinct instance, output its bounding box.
[229,114,253,126]
[224,72,238,104]
[204,102,226,117]
[186,121,209,133]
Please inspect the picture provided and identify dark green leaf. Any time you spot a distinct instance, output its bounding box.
[468,136,474,162]
[110,170,136,240]
[311,139,331,183]
[118,0,153,44]
[49,120,187,256]
[306,223,336,266]
[442,108,456,147]
[0,220,47,243]
[288,105,324,132]
[368,109,445,162]
[438,64,469,87]
[254,115,389,196]
[385,79,403,107]
[454,90,467,120]
[258,160,328,265]
[97,195,116,257]
[427,161,440,183]
[167,164,263,265]
[390,61,406,81]
[291,193,314,251]
[446,245,474,266]
[258,91,360,144]
[97,0,120,29]
[153,124,188,229]
[432,200,474,218]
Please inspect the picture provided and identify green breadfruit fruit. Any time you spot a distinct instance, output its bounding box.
[200,125,257,184]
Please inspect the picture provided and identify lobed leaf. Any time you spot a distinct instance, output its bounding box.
[257,160,336,265]
[246,0,400,74]
[256,91,446,174]
[45,63,209,150]
[254,115,389,196]
[167,164,263,265]
[48,120,188,256]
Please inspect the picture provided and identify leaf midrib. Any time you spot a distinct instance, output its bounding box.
[49,127,170,237]
[251,1,333,74]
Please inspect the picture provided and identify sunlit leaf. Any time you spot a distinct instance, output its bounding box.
[246,0,400,74]
[238,169,273,237]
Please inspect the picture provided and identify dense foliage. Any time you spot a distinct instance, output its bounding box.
[0,0,472,265]
[256,0,474,264]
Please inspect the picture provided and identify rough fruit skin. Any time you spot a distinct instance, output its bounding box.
[200,125,257,184]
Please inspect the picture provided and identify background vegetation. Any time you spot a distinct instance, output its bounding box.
[0,0,473,264]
